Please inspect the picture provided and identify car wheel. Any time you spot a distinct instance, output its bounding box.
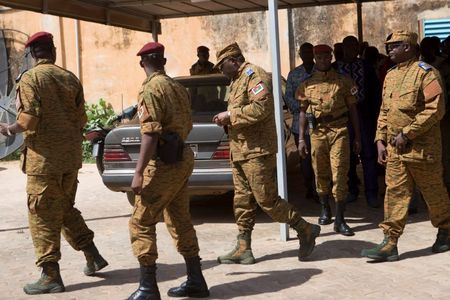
[126,191,135,206]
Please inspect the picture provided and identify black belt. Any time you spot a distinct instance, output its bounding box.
[316,113,347,124]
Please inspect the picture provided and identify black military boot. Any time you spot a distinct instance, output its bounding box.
[334,201,354,236]
[318,196,332,225]
[128,264,161,300]
[23,262,65,295]
[81,242,109,276]
[432,228,450,253]
[217,231,255,264]
[167,256,209,298]
[292,219,321,261]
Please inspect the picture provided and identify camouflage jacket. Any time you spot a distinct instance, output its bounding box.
[375,58,445,162]
[137,70,192,141]
[17,59,87,175]
[297,68,357,128]
[189,61,217,75]
[227,62,277,162]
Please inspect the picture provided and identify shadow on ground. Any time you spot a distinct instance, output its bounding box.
[64,258,220,292]
[209,268,322,299]
[255,239,378,263]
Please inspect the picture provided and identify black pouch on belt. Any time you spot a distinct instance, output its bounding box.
[158,132,184,164]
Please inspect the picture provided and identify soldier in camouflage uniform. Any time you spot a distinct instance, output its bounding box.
[296,44,361,236]
[189,46,218,75]
[361,31,450,262]
[128,42,208,300]
[213,42,320,264]
[0,31,108,295]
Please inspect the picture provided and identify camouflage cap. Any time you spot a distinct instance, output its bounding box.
[385,30,418,45]
[214,42,242,69]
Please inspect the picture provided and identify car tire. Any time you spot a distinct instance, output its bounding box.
[126,191,135,206]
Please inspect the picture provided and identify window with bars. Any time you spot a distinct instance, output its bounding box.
[422,18,450,41]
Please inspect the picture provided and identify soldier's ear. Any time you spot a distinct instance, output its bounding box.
[404,43,412,53]
[139,60,144,68]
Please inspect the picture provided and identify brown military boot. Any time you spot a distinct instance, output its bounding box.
[292,219,321,261]
[217,231,256,264]
[23,262,65,295]
[82,242,109,276]
[362,235,399,262]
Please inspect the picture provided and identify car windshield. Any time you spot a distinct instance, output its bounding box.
[188,84,229,123]
[174,75,230,123]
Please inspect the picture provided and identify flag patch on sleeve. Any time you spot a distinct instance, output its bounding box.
[251,82,265,95]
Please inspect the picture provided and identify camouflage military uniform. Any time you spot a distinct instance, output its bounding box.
[17,59,94,266]
[189,61,217,75]
[225,62,308,231]
[375,59,450,238]
[129,70,199,266]
[297,69,357,202]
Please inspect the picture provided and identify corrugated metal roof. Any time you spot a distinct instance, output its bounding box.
[0,0,389,33]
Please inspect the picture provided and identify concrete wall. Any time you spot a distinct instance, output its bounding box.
[0,0,449,110]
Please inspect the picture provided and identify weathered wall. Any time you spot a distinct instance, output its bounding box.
[0,0,449,110]
[292,0,450,65]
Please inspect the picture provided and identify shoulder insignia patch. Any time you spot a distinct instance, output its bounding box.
[418,62,431,71]
[137,102,150,122]
[245,68,255,76]
[251,82,265,95]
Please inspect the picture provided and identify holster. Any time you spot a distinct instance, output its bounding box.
[157,132,184,164]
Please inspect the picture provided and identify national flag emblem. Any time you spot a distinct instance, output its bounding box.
[251,83,264,95]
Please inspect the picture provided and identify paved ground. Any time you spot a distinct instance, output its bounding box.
[1,161,449,300]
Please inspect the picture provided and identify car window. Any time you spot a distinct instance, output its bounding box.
[188,84,229,123]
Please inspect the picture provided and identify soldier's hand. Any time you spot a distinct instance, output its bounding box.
[393,132,408,154]
[131,172,144,195]
[376,140,387,166]
[353,140,361,155]
[212,111,231,126]
[298,139,308,159]
[0,123,8,136]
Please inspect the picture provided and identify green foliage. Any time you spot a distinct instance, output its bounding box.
[82,99,116,162]
[0,148,21,161]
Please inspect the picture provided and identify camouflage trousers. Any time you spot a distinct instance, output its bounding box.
[441,113,450,198]
[232,153,303,233]
[26,171,94,266]
[310,125,350,202]
[129,147,199,266]
[380,145,450,238]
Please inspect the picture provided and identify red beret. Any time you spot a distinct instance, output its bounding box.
[25,31,53,47]
[313,44,333,55]
[137,42,165,56]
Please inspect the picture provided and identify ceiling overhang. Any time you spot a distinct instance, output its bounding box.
[0,0,390,33]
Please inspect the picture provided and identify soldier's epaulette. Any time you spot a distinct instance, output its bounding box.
[15,70,27,83]
[418,61,431,71]
[245,68,255,76]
